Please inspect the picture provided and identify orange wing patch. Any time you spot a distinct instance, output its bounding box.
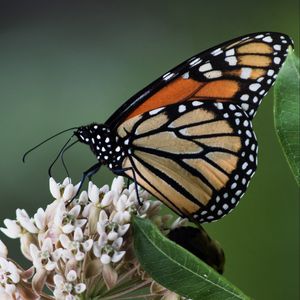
[194,79,239,99]
[125,78,204,120]
[237,42,273,54]
[238,55,271,67]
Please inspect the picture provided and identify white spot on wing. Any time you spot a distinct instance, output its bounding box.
[241,103,249,111]
[211,48,223,56]
[163,72,175,81]
[192,101,203,106]
[225,56,237,66]
[215,102,224,110]
[259,89,266,95]
[226,49,235,56]
[240,94,249,101]
[273,44,281,51]
[189,57,202,66]
[229,104,236,110]
[149,107,164,115]
[262,36,273,43]
[255,34,264,39]
[199,63,212,72]
[204,70,222,79]
[249,83,261,91]
[240,67,252,79]
[274,57,281,64]
[223,204,229,210]
[242,162,248,170]
[178,105,186,113]
[182,72,189,79]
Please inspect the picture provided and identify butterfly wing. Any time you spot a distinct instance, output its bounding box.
[106,32,293,129]
[105,32,292,222]
[117,101,257,222]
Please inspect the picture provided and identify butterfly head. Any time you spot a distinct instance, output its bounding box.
[75,123,110,145]
[74,124,124,168]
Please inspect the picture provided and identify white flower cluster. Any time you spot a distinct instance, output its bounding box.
[0,176,185,300]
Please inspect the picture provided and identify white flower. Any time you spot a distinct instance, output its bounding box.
[97,210,130,242]
[1,208,42,243]
[34,208,46,231]
[93,235,125,265]
[111,176,125,198]
[16,209,38,234]
[88,182,110,205]
[0,175,185,299]
[54,203,86,234]
[75,191,89,206]
[53,270,86,300]
[96,210,109,234]
[0,219,22,239]
[0,257,20,296]
[60,227,93,261]
[112,194,133,224]
[30,238,62,271]
[0,240,8,258]
[83,182,113,217]
[49,177,80,201]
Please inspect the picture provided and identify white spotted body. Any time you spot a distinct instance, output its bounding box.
[75,124,127,171]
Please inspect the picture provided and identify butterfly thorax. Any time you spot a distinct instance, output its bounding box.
[74,123,126,170]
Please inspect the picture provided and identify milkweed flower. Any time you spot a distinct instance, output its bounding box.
[53,270,86,300]
[0,176,186,299]
[0,256,20,298]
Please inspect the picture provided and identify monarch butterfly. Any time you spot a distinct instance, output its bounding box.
[25,32,293,224]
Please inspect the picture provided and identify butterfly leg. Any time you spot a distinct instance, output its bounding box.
[113,167,142,206]
[66,162,101,206]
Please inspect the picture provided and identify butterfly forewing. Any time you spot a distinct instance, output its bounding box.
[118,101,257,222]
[106,32,293,129]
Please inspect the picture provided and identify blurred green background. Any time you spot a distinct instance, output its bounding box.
[0,1,299,299]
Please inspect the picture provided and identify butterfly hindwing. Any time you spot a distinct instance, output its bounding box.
[117,100,257,222]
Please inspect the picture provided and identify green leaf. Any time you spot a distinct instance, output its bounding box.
[274,49,300,186]
[133,216,250,300]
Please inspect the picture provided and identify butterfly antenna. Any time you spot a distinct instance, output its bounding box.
[48,134,75,177]
[61,140,79,178]
[22,127,78,163]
